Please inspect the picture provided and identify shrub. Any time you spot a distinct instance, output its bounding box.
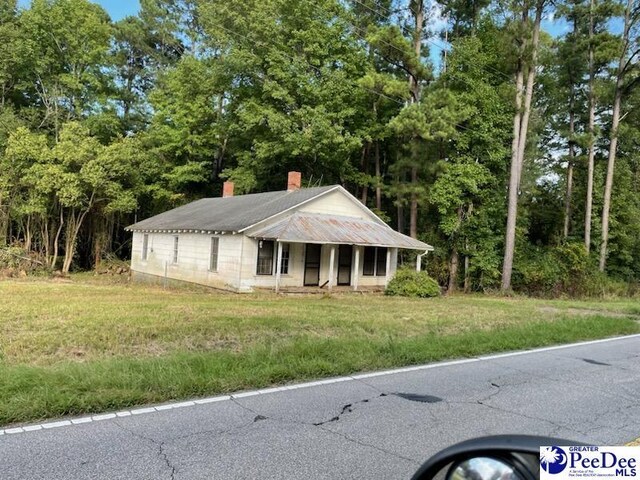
[512,242,635,298]
[385,268,441,298]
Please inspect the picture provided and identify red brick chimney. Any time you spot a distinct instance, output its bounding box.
[287,171,301,191]
[222,181,234,198]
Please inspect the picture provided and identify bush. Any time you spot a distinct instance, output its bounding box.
[385,268,441,298]
[512,242,636,298]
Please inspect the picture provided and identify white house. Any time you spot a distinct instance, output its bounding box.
[126,172,433,292]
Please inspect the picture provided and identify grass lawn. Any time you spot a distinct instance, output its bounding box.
[1,276,638,425]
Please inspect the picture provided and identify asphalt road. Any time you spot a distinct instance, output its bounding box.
[1,335,639,480]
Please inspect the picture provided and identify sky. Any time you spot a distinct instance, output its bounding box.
[16,0,582,38]
[17,0,140,20]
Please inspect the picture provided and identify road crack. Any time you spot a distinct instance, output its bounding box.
[114,421,177,480]
[313,403,355,426]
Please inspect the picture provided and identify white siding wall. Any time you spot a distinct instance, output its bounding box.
[131,232,243,290]
[298,189,373,219]
[238,238,307,290]
[130,187,402,291]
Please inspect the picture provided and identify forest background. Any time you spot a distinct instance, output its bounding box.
[1,0,639,296]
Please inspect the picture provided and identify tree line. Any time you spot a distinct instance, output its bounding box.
[0,0,639,294]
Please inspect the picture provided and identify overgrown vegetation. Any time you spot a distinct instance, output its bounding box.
[385,268,441,297]
[512,243,638,297]
[0,278,638,425]
[0,0,639,295]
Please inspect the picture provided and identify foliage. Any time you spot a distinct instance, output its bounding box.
[0,0,638,293]
[512,242,633,297]
[385,267,441,297]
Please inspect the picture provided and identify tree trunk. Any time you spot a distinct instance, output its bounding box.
[408,0,424,103]
[396,169,405,233]
[51,209,64,270]
[24,216,32,252]
[375,141,382,211]
[516,1,544,185]
[62,212,77,274]
[563,108,576,239]
[502,0,543,292]
[463,203,473,292]
[448,206,464,293]
[599,0,633,271]
[397,195,405,234]
[448,246,459,294]
[407,0,423,239]
[501,62,525,291]
[61,196,94,274]
[585,0,596,253]
[599,86,622,270]
[464,239,470,293]
[0,197,7,247]
[360,143,369,205]
[409,166,418,238]
[41,219,50,261]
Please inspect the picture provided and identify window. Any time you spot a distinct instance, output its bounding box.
[376,247,388,277]
[280,243,290,275]
[173,236,179,264]
[363,247,376,276]
[142,234,149,261]
[363,247,388,276]
[257,240,274,275]
[210,237,219,272]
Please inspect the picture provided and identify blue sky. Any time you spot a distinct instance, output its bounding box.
[17,0,578,38]
[17,0,140,20]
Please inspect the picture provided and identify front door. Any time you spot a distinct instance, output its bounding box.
[304,244,321,286]
[337,245,353,286]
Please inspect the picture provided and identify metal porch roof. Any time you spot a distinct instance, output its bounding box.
[247,212,433,250]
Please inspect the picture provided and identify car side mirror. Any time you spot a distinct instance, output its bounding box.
[448,456,527,480]
[411,435,586,480]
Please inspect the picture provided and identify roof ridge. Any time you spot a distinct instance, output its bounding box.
[125,185,338,232]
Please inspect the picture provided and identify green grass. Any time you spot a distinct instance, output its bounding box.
[1,277,638,425]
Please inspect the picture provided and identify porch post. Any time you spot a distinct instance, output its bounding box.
[275,240,283,293]
[416,253,422,272]
[328,245,336,291]
[385,248,392,287]
[352,246,360,291]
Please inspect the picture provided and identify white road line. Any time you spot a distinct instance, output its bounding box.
[1,333,638,437]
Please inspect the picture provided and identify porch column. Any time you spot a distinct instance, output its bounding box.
[416,253,422,272]
[328,245,336,291]
[275,240,283,293]
[352,246,360,291]
[384,248,392,287]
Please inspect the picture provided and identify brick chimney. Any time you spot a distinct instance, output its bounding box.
[222,181,234,198]
[287,171,301,191]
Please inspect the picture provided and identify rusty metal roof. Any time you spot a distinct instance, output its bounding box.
[247,212,433,250]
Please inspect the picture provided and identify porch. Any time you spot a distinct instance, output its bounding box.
[247,212,433,293]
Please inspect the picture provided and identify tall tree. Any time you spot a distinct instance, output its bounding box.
[599,0,640,270]
[501,0,546,291]
[20,0,112,140]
